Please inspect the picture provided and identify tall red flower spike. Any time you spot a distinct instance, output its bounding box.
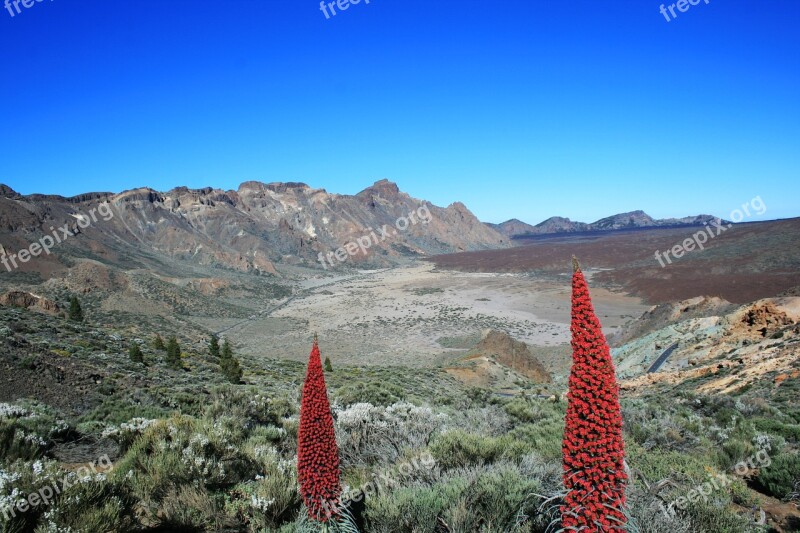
[561,257,627,532]
[297,335,342,522]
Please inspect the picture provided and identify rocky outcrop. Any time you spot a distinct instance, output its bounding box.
[0,291,61,315]
[445,330,552,394]
[615,296,800,394]
[740,302,793,336]
[532,216,589,235]
[609,296,734,347]
[474,330,552,383]
[0,185,20,199]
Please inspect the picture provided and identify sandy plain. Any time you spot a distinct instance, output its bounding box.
[227,262,649,370]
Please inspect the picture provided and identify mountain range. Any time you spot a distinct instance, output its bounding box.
[487,210,728,238]
[0,180,506,278]
[0,178,742,280]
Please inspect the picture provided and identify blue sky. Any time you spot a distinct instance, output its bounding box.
[1,0,798,224]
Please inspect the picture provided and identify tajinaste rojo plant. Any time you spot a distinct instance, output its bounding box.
[561,257,627,531]
[296,336,356,532]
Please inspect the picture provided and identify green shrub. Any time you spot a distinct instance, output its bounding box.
[0,419,48,462]
[717,437,754,471]
[430,431,531,469]
[363,464,540,532]
[156,485,230,532]
[111,416,258,523]
[450,465,540,530]
[0,403,70,462]
[728,478,758,507]
[128,343,144,364]
[335,381,404,407]
[364,479,467,532]
[226,459,299,529]
[627,442,714,485]
[32,478,131,533]
[503,397,563,424]
[508,421,563,461]
[756,452,800,499]
[78,399,168,427]
[685,500,753,533]
[752,417,800,442]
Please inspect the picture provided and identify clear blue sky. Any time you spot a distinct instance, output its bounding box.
[1,0,798,224]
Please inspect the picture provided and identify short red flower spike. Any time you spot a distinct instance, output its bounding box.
[297,336,342,522]
[561,258,627,531]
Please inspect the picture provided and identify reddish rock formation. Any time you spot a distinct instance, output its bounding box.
[474,330,552,383]
[0,291,61,315]
[741,302,793,336]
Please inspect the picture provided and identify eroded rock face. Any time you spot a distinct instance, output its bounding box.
[475,330,552,383]
[616,296,800,395]
[0,291,61,315]
[0,180,507,277]
[741,302,793,336]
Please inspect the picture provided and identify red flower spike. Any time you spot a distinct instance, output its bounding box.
[561,258,627,532]
[297,336,342,522]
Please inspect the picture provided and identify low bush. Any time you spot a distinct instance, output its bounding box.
[429,431,531,469]
[752,417,800,443]
[756,452,800,499]
[335,381,405,407]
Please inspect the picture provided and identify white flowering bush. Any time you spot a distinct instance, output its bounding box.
[33,474,129,532]
[225,451,299,530]
[0,402,74,464]
[100,417,158,453]
[334,401,448,467]
[0,458,67,530]
[0,403,31,420]
[752,433,773,452]
[708,415,738,444]
[110,414,260,526]
[0,467,24,521]
[1,420,50,462]
[449,405,512,437]
[203,391,295,433]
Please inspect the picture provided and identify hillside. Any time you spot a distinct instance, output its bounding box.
[0,180,507,280]
[1,283,798,531]
[612,295,800,385]
[489,210,728,238]
[430,218,800,304]
[486,219,541,238]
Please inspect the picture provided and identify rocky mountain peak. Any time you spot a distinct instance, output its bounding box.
[0,184,20,199]
[0,179,507,277]
[358,179,401,199]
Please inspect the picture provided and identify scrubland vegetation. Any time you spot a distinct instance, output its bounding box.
[0,298,798,532]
